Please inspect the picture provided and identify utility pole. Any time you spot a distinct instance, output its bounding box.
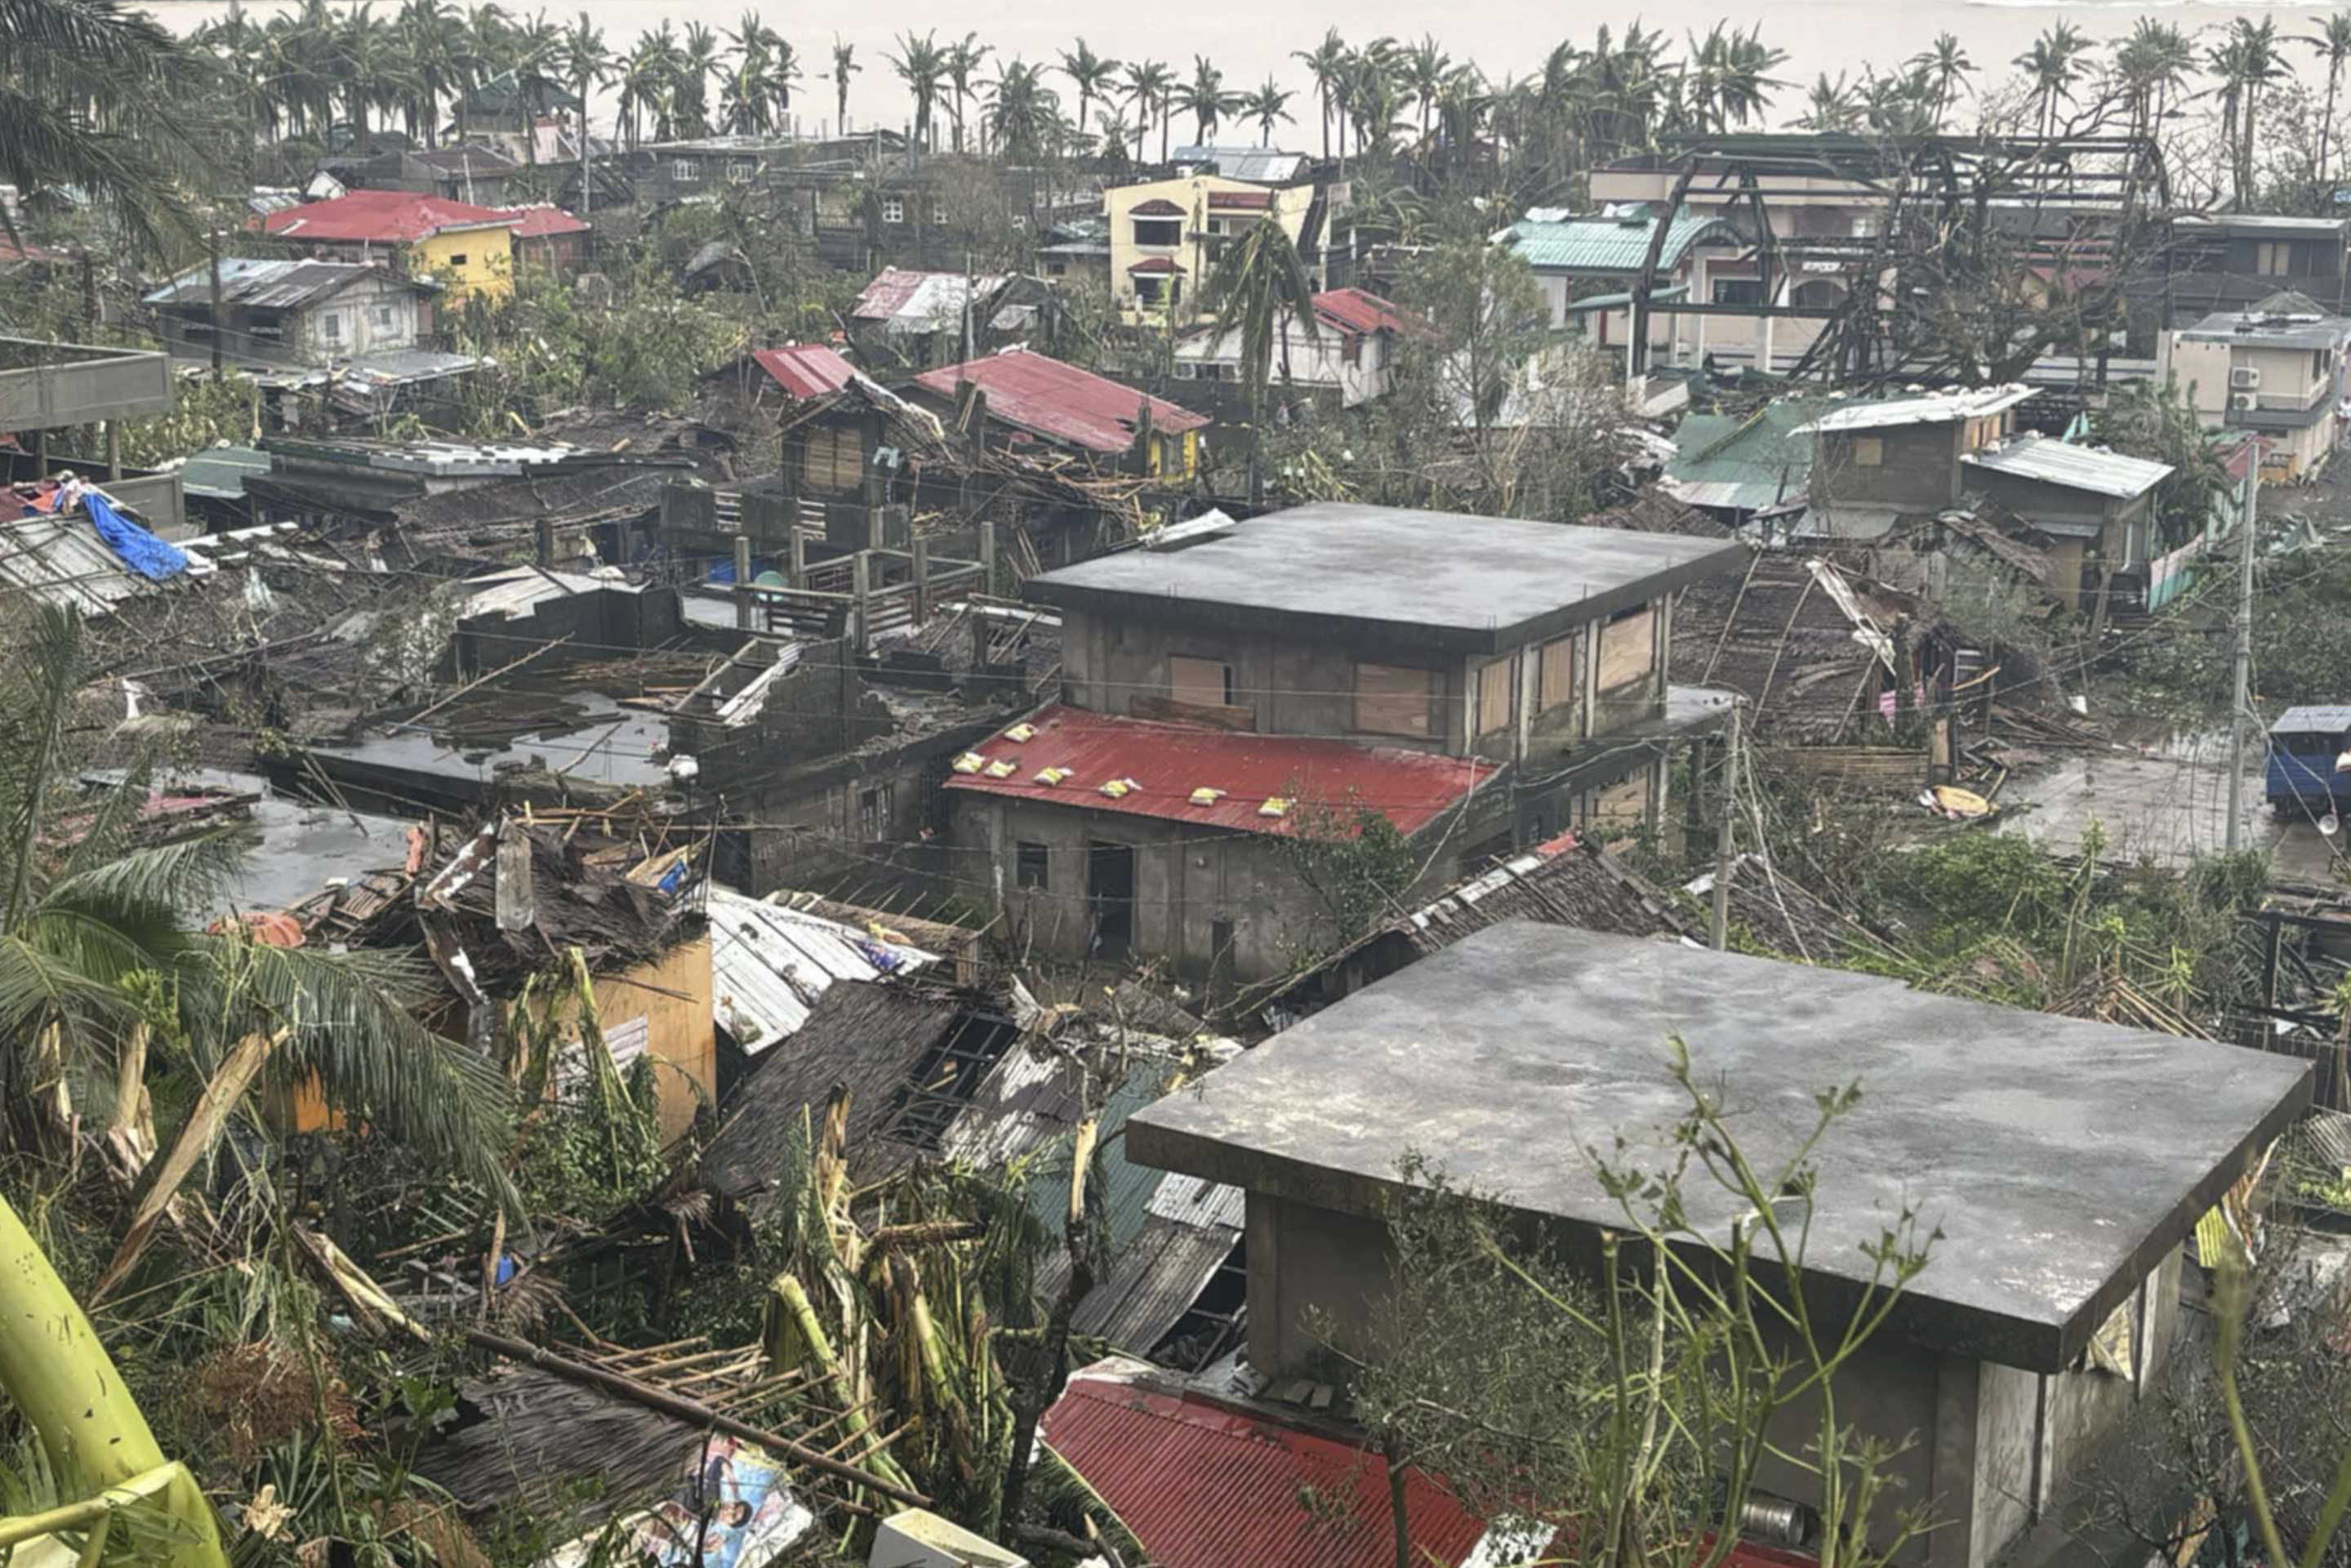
[207,229,224,379]
[2226,444,2261,853]
[1711,699,1742,950]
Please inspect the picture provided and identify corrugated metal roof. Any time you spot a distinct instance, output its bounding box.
[1794,385,2037,434]
[1169,146,1309,182]
[1311,287,1418,337]
[707,887,937,1054]
[1147,1172,1246,1231]
[1495,211,1739,274]
[850,266,1008,330]
[1063,1217,1240,1352]
[911,348,1208,454]
[940,704,1494,836]
[1664,399,1824,514]
[458,565,645,620]
[0,509,216,613]
[1961,434,2173,499]
[170,444,271,501]
[1040,1366,1490,1568]
[2273,706,2351,735]
[491,203,590,238]
[143,257,407,310]
[262,189,519,243]
[748,344,855,399]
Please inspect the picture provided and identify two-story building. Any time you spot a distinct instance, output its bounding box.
[312,144,526,207]
[260,189,525,304]
[2156,214,2351,319]
[1169,287,1421,410]
[141,259,437,368]
[1107,174,1315,323]
[941,505,1744,981]
[909,347,1209,481]
[2158,304,2351,482]
[1494,209,1743,357]
[1124,920,2311,1568]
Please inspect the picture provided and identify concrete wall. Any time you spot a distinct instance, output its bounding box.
[1240,1188,2186,1568]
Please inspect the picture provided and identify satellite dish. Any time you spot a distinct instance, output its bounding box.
[2322,812,2341,838]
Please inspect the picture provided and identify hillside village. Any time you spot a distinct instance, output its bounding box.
[15,10,2351,1568]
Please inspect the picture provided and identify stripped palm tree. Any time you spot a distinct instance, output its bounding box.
[1120,57,1173,163]
[887,29,945,150]
[942,33,990,153]
[0,605,518,1289]
[1908,33,1975,129]
[1205,216,1319,506]
[2304,12,2351,185]
[1293,29,1348,158]
[1058,38,1118,137]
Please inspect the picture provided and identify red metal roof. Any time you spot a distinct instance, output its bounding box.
[1043,1364,1829,1568]
[1313,287,1423,338]
[748,344,856,399]
[938,704,1491,836]
[911,349,1208,454]
[1041,1370,1488,1568]
[492,203,590,238]
[263,189,518,243]
[1207,189,1273,210]
[1130,197,1187,216]
[1126,256,1185,274]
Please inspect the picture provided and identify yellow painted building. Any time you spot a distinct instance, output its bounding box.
[1106,175,1314,325]
[407,220,518,304]
[264,190,522,305]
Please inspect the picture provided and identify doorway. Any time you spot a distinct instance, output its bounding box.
[1087,840,1135,958]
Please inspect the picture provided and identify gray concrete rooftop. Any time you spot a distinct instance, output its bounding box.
[1127,922,2309,1370]
[1029,503,1748,653]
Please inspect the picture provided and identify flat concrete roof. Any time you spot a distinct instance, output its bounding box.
[1027,503,1748,654]
[1126,923,2309,1371]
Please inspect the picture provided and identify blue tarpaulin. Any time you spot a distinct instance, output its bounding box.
[85,492,189,581]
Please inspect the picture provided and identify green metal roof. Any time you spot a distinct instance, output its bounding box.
[1023,1059,1184,1253]
[1498,212,1741,274]
[1663,398,1828,512]
[171,444,270,501]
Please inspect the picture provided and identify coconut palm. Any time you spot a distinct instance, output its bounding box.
[831,35,858,131]
[1058,38,1118,137]
[1241,77,1294,148]
[1204,216,1319,506]
[2210,17,2285,203]
[1293,29,1349,158]
[1797,72,1862,133]
[1176,54,1239,144]
[2014,21,2089,139]
[2304,13,2351,183]
[562,12,608,207]
[942,33,989,152]
[1122,57,1173,162]
[887,32,946,150]
[0,605,517,1214]
[1400,33,1450,140]
[2,0,206,252]
[1908,33,1975,127]
[986,56,1058,161]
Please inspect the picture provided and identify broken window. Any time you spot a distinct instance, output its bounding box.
[1712,277,1763,306]
[1476,656,1514,736]
[1168,655,1236,710]
[1354,663,1433,737]
[1016,840,1049,889]
[1538,635,1578,713]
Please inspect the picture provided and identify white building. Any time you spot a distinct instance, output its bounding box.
[1170,287,1421,408]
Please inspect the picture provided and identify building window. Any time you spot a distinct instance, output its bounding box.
[1712,277,1764,305]
[1596,604,1657,693]
[858,783,893,839]
[673,158,699,182]
[320,311,342,342]
[1476,656,1514,736]
[448,252,468,267]
[930,198,947,224]
[1849,434,1884,467]
[1790,277,1845,310]
[1538,635,1577,712]
[800,425,863,492]
[1173,360,1198,379]
[881,194,906,224]
[1204,218,1224,236]
[1168,655,1236,710]
[728,158,755,182]
[1015,840,1049,889]
[2257,240,2292,277]
[1354,663,1433,737]
[372,304,394,328]
[1133,217,1182,247]
[1342,333,1363,366]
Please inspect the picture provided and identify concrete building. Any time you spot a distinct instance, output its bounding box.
[2159,305,2351,482]
[0,336,185,533]
[260,189,526,304]
[1958,434,2174,612]
[1492,209,1742,354]
[1106,174,1314,323]
[2156,214,2351,318]
[1170,287,1419,409]
[142,259,435,368]
[942,505,1743,982]
[1794,386,2038,537]
[1125,921,2312,1568]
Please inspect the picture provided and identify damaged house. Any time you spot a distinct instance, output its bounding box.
[943,503,1744,983]
[1124,921,2312,1568]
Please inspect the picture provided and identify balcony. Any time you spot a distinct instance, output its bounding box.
[0,337,175,430]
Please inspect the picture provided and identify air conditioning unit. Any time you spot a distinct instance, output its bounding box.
[2231,366,2264,390]
[2232,393,2260,412]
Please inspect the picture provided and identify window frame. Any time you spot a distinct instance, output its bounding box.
[1537,635,1578,713]
[1476,655,1515,737]
[1353,662,1434,737]
[1014,840,1050,890]
[1167,654,1236,710]
[880,194,906,225]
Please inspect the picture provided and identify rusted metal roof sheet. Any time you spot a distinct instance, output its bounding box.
[1129,197,1187,216]
[748,344,856,399]
[850,266,1006,329]
[492,203,590,238]
[911,348,1208,453]
[1310,287,1418,337]
[940,704,1494,836]
[262,189,519,243]
[1040,1365,1489,1568]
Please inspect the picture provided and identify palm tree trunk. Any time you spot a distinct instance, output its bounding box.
[2323,69,2339,185]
